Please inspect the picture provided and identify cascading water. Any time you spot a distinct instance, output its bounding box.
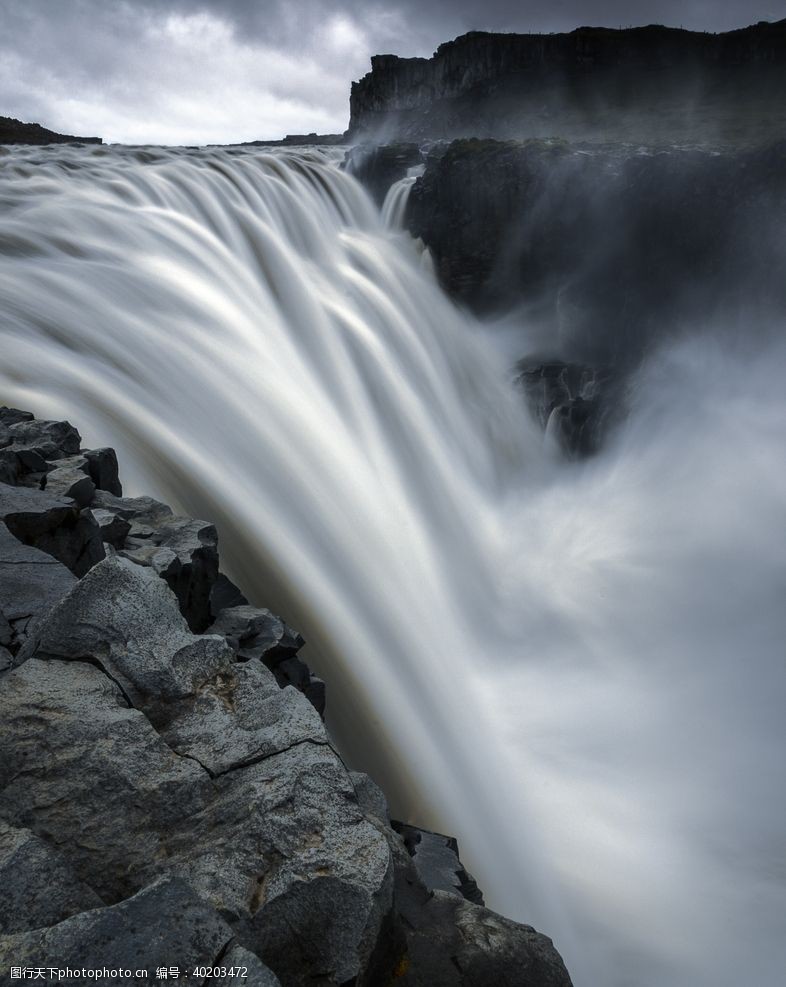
[1,143,785,987]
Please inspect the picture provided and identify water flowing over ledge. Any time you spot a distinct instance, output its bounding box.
[1,143,785,987]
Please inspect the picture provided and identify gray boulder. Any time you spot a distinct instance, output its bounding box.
[214,946,282,986]
[0,522,76,653]
[0,878,235,985]
[92,507,132,548]
[0,821,103,933]
[208,604,325,714]
[393,822,484,905]
[0,482,104,577]
[5,416,81,459]
[1,568,395,985]
[44,463,96,507]
[84,446,122,496]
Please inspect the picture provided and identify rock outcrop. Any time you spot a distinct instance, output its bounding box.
[404,139,786,363]
[0,406,573,986]
[349,21,786,145]
[0,115,102,145]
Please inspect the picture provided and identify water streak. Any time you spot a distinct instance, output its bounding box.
[1,144,784,987]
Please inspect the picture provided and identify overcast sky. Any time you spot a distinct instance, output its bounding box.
[1,0,784,144]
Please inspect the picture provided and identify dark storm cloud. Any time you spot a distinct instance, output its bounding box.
[1,0,784,144]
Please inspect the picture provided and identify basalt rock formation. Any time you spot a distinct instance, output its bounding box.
[0,115,102,145]
[349,21,786,145]
[0,406,573,987]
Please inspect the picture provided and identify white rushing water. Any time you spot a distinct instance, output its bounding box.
[1,143,785,987]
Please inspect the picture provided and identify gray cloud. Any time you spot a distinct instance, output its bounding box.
[1,0,784,144]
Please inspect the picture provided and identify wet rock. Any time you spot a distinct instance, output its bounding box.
[92,507,132,548]
[0,879,233,985]
[209,604,325,714]
[516,361,621,457]
[0,482,104,577]
[6,416,81,460]
[83,446,122,496]
[0,821,103,933]
[0,523,76,653]
[396,891,573,987]
[91,490,174,525]
[214,946,282,986]
[21,557,232,712]
[0,408,34,426]
[210,573,249,618]
[393,823,484,905]
[120,516,218,632]
[344,143,423,206]
[44,464,96,507]
[2,576,395,985]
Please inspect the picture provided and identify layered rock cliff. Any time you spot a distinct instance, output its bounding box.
[0,405,573,987]
[349,21,786,145]
[0,115,102,145]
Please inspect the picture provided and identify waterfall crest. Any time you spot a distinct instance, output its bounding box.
[1,144,785,987]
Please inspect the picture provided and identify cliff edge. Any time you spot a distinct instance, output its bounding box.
[349,21,786,145]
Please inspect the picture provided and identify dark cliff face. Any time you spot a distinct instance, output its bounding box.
[349,21,786,145]
[0,116,102,145]
[406,138,786,367]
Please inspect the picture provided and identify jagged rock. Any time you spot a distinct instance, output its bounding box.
[209,605,304,663]
[516,361,621,457]
[0,647,12,672]
[119,515,218,632]
[0,821,103,933]
[0,482,104,577]
[19,556,234,713]
[210,572,249,618]
[83,446,122,495]
[0,523,76,652]
[92,507,132,548]
[5,416,81,460]
[1,585,394,984]
[214,946,282,986]
[208,604,325,714]
[91,490,174,525]
[0,408,34,426]
[44,464,96,507]
[0,879,234,985]
[344,143,423,206]
[350,771,390,825]
[392,823,484,905]
[0,607,11,648]
[396,891,573,987]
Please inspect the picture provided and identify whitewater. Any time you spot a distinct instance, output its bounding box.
[0,143,784,986]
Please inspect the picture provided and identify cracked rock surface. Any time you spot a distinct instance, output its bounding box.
[0,407,572,987]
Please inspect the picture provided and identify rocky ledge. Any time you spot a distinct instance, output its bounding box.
[0,115,102,146]
[0,405,572,986]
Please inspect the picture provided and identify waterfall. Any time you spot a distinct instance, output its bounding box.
[1,143,785,987]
